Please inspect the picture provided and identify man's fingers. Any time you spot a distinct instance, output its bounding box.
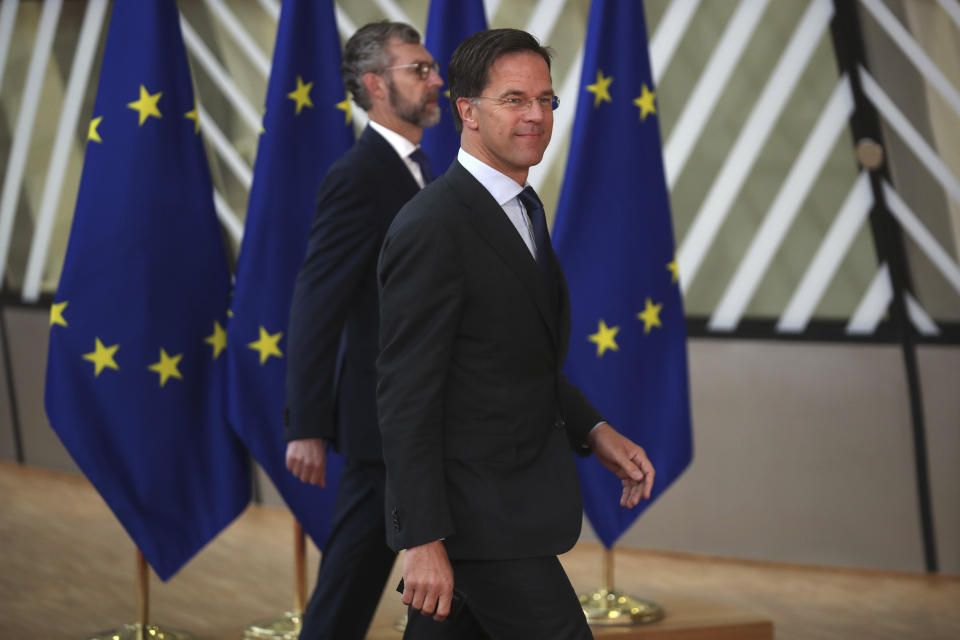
[410,584,426,612]
[401,584,413,606]
[434,590,452,621]
[419,587,437,616]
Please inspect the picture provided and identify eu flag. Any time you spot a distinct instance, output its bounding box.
[226,0,353,547]
[45,0,250,581]
[553,0,693,548]
[420,0,487,173]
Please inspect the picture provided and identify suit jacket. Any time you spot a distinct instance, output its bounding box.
[377,160,604,559]
[285,126,420,461]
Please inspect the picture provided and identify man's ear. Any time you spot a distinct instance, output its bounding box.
[362,72,386,103]
[457,97,478,131]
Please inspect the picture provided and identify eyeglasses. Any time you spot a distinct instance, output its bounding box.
[471,95,560,112]
[381,61,440,80]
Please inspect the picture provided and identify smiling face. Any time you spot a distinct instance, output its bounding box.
[458,50,554,185]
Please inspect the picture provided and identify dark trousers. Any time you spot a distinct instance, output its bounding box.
[298,459,397,640]
[402,555,593,640]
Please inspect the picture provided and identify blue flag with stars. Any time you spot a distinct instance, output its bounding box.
[420,0,487,173]
[226,0,352,548]
[45,0,251,581]
[553,0,693,548]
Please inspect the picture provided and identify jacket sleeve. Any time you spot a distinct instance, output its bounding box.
[376,211,463,550]
[284,166,381,442]
[559,373,605,456]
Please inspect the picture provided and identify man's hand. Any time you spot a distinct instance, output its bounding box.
[586,422,655,508]
[285,438,327,486]
[401,540,454,621]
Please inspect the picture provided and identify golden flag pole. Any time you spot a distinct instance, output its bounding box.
[88,550,195,640]
[578,546,664,626]
[243,514,307,640]
[138,551,149,640]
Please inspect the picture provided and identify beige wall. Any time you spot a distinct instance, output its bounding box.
[6,307,957,574]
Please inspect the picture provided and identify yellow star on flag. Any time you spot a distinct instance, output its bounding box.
[148,348,183,387]
[287,76,314,115]
[205,321,227,360]
[588,319,620,357]
[444,89,450,98]
[586,69,613,108]
[185,103,200,134]
[667,256,679,284]
[248,326,283,364]
[50,301,69,327]
[83,337,119,377]
[127,85,163,126]
[637,298,663,334]
[88,116,103,143]
[336,92,352,124]
[633,84,656,120]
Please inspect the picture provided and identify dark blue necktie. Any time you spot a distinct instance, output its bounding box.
[518,186,555,290]
[409,148,434,185]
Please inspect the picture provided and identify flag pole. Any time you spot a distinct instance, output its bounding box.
[578,546,664,626]
[87,549,195,640]
[242,513,306,639]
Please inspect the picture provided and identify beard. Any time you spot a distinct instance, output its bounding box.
[388,79,441,128]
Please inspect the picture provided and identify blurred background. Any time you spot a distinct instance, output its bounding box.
[0,0,957,575]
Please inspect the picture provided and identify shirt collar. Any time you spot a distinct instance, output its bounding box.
[369,120,419,161]
[457,148,526,207]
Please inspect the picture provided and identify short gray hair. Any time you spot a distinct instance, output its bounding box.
[342,21,422,110]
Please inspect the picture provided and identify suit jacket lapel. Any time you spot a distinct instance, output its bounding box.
[358,126,420,200]
[443,162,560,344]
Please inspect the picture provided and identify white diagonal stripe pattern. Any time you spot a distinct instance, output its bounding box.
[935,0,960,33]
[710,76,854,331]
[204,0,271,79]
[526,0,567,41]
[650,0,701,85]
[860,0,960,121]
[664,0,770,188]
[22,0,108,304]
[200,106,253,190]
[180,14,262,136]
[859,66,960,207]
[905,292,940,336]
[883,181,960,297]
[778,171,873,333]
[677,0,834,294]
[0,0,61,288]
[847,263,892,334]
[0,0,19,94]
[213,189,244,243]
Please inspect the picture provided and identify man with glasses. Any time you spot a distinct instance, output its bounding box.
[284,21,443,640]
[377,28,656,639]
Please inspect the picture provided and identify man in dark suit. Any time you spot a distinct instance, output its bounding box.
[377,28,657,640]
[283,21,444,640]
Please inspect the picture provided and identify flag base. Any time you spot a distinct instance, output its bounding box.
[242,611,301,639]
[579,588,664,626]
[87,623,195,640]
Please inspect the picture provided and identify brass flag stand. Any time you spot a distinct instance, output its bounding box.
[243,517,307,639]
[88,551,194,640]
[579,547,664,626]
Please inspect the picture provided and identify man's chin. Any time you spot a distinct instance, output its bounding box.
[420,108,442,128]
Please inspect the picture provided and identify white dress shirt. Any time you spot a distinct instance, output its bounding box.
[457,148,538,258]
[369,120,428,188]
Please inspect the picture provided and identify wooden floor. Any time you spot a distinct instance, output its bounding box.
[1,461,958,639]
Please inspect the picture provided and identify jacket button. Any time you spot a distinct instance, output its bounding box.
[555,418,565,430]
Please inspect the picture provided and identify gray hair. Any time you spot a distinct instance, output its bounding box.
[342,21,422,110]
